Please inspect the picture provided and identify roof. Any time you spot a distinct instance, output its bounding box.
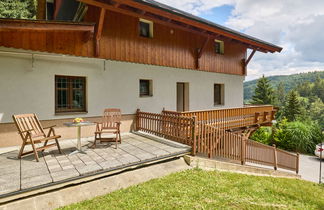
[136,0,282,52]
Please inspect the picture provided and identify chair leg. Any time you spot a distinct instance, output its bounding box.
[18,140,27,159]
[115,133,118,149]
[42,140,48,152]
[118,131,121,143]
[30,141,39,162]
[55,139,62,154]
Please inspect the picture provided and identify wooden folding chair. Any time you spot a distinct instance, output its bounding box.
[12,113,62,162]
[93,108,122,148]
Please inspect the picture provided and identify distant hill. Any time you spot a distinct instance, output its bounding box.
[244,71,324,102]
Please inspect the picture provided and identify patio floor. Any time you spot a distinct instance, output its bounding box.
[0,132,191,198]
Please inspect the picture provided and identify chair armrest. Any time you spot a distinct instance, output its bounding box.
[116,122,121,125]
[20,128,34,134]
[43,125,56,129]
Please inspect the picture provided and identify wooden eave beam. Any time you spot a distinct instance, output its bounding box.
[94,8,106,57]
[0,19,95,32]
[245,49,256,66]
[78,0,211,38]
[198,36,210,59]
[104,0,281,53]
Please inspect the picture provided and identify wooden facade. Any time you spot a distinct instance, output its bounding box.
[0,0,282,76]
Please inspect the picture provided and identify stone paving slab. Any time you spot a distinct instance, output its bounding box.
[0,133,190,196]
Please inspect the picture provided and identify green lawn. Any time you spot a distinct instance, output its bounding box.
[59,169,324,210]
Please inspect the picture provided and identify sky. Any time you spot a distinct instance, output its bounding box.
[156,0,324,81]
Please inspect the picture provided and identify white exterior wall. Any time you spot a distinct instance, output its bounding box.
[0,48,244,123]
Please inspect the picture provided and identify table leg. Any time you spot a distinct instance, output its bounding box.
[77,126,81,151]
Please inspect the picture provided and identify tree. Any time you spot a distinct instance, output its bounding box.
[283,90,302,121]
[275,82,285,107]
[250,75,275,105]
[313,76,324,102]
[0,0,37,19]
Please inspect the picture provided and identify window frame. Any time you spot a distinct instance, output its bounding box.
[214,39,224,55]
[214,83,224,106]
[55,75,87,113]
[139,79,153,97]
[139,18,154,38]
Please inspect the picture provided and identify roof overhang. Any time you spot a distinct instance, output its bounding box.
[78,0,282,53]
[0,18,95,33]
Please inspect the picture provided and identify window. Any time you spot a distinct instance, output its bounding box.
[139,19,153,38]
[214,84,224,105]
[55,75,86,113]
[140,79,153,97]
[214,39,224,54]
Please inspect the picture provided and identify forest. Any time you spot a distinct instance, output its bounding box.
[247,71,324,154]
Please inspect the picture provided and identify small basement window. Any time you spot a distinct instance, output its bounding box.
[140,79,153,97]
[55,75,86,113]
[214,84,224,105]
[214,39,224,54]
[139,19,153,38]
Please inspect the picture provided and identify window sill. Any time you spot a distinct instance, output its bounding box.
[55,112,88,116]
[214,104,224,107]
[140,95,153,98]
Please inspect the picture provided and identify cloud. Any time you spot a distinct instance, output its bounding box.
[156,0,324,80]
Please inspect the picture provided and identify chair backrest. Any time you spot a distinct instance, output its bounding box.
[12,114,45,138]
[101,108,121,130]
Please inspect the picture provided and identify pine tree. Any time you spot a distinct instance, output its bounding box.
[250,75,275,105]
[283,90,302,121]
[275,82,285,107]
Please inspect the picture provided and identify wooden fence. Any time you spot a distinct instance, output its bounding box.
[135,109,195,146]
[164,105,276,130]
[195,123,299,173]
[136,108,299,174]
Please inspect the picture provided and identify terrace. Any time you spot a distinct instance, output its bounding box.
[0,105,299,203]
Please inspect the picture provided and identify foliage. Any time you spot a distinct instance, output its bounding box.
[244,71,324,102]
[250,127,272,145]
[250,75,275,105]
[252,119,323,154]
[59,169,324,210]
[0,0,37,19]
[282,90,302,121]
[275,81,286,107]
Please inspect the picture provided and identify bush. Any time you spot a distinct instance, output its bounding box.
[250,127,272,145]
[251,119,323,154]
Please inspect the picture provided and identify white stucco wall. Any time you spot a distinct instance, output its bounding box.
[0,48,244,123]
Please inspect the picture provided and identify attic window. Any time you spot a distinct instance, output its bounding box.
[139,19,153,38]
[214,40,224,54]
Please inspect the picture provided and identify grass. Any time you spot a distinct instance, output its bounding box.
[59,169,324,210]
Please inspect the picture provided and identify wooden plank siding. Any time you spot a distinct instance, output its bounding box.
[0,6,247,75]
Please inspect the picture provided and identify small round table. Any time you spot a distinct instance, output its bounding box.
[64,121,95,155]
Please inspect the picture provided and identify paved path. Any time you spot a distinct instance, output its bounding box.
[0,133,190,196]
[299,154,324,183]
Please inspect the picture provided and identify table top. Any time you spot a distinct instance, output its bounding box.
[63,121,96,127]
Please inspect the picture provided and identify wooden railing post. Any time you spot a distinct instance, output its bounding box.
[135,109,140,131]
[273,144,278,170]
[191,116,197,156]
[241,137,246,165]
[296,153,300,174]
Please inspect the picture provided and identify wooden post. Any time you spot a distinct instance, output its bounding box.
[241,137,246,165]
[191,116,197,156]
[296,153,300,174]
[273,144,278,170]
[135,109,140,131]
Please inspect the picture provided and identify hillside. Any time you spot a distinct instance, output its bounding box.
[244,71,324,101]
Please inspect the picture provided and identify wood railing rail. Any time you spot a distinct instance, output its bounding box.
[163,105,276,130]
[135,109,196,147]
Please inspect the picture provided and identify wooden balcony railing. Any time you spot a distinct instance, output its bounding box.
[136,106,299,174]
[163,105,277,130]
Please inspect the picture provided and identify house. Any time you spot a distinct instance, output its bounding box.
[0,0,282,147]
